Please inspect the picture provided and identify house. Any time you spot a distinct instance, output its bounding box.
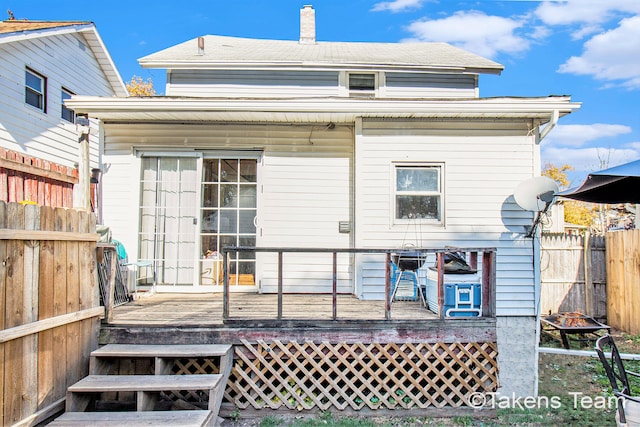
[0,19,127,209]
[67,5,580,410]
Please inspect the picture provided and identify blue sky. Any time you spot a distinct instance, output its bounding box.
[6,0,640,186]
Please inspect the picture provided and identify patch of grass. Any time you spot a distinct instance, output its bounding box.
[260,416,286,427]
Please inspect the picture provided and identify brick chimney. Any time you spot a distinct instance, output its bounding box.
[299,5,316,44]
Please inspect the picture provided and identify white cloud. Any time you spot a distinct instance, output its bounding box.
[371,0,425,13]
[405,11,528,58]
[544,123,632,147]
[558,16,640,89]
[535,0,640,39]
[541,146,640,181]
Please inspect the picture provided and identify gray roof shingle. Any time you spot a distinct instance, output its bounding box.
[140,35,503,74]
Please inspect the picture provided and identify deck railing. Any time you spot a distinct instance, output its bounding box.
[221,247,496,322]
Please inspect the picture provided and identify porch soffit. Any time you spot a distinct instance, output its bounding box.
[66,96,581,124]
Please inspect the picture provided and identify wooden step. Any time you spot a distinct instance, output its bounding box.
[90,344,233,375]
[48,410,215,426]
[66,374,222,412]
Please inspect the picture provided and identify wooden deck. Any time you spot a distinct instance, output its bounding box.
[110,293,437,326]
[101,292,498,417]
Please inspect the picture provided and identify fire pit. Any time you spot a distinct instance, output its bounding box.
[541,312,610,349]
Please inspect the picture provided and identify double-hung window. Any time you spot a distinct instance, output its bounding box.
[394,164,443,223]
[25,68,46,112]
[61,88,75,123]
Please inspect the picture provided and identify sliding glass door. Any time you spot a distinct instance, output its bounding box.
[139,156,199,286]
[138,155,258,289]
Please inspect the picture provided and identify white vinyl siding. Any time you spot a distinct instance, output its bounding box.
[166,69,479,99]
[384,72,478,98]
[0,32,114,168]
[167,70,340,97]
[101,123,354,294]
[354,118,538,316]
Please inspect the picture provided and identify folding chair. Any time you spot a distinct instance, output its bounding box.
[595,334,640,426]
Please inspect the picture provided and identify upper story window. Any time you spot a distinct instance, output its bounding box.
[394,164,443,223]
[25,68,46,112]
[61,88,75,123]
[348,73,376,97]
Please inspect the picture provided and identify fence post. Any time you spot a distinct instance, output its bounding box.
[583,231,593,316]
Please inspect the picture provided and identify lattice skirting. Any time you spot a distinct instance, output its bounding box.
[155,340,497,412]
[225,340,498,411]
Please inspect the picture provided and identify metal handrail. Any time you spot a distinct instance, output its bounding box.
[221,246,496,322]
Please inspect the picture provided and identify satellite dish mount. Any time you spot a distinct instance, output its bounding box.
[513,177,559,238]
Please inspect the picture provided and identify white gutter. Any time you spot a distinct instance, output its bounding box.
[66,96,581,119]
[538,109,559,141]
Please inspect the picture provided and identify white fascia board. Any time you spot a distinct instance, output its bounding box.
[66,96,580,116]
[0,23,94,44]
[65,96,581,123]
[79,27,128,97]
[139,60,502,75]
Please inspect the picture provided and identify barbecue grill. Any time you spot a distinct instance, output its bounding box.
[390,251,427,306]
[391,251,427,271]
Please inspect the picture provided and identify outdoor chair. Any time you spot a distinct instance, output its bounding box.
[595,334,640,426]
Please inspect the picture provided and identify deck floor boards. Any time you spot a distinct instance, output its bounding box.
[110,293,437,326]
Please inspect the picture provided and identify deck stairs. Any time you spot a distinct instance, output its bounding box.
[47,344,234,427]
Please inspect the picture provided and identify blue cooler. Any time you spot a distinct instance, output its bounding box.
[444,283,482,317]
[425,268,481,316]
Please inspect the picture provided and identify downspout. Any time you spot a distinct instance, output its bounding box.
[533,109,558,397]
[539,110,559,142]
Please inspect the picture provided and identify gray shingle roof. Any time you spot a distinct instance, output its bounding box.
[139,35,503,74]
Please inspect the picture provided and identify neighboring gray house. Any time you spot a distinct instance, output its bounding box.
[68,6,580,399]
[0,20,126,207]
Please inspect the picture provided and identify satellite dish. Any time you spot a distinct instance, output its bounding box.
[514,177,559,212]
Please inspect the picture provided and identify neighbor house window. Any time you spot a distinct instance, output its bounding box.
[61,88,75,123]
[394,164,443,222]
[25,68,46,112]
[348,73,375,97]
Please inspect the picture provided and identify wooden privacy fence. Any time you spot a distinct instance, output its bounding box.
[0,148,78,208]
[540,232,607,319]
[606,229,640,335]
[0,201,101,426]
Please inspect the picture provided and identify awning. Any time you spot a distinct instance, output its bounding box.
[556,160,640,204]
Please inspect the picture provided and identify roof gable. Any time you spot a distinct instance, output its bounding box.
[0,20,127,97]
[0,20,91,34]
[139,35,503,75]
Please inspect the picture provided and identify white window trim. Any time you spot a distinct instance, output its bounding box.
[391,162,445,226]
[344,72,379,98]
[61,87,75,123]
[25,67,46,113]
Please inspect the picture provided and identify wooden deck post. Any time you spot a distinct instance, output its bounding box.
[277,251,283,320]
[437,252,444,319]
[332,252,337,320]
[222,251,229,321]
[385,252,391,320]
[482,251,496,317]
